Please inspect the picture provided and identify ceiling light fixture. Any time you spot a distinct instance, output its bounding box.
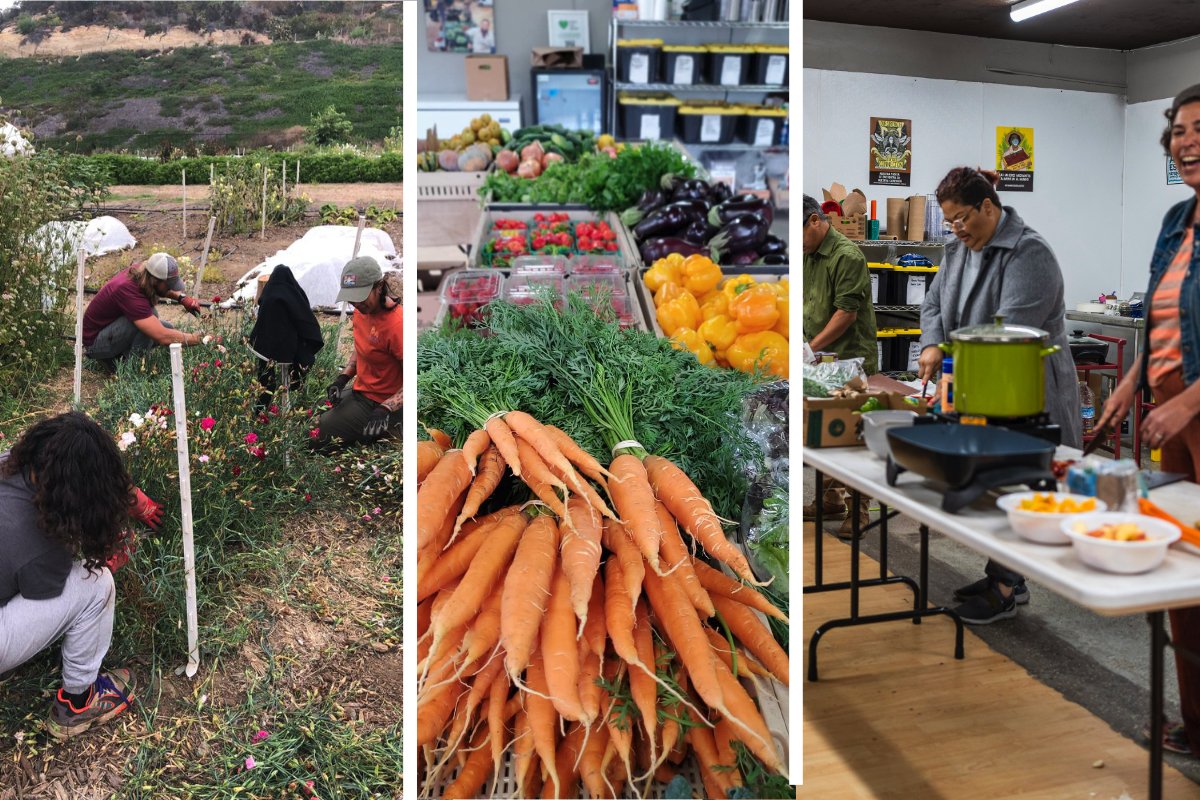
[1010,0,1084,23]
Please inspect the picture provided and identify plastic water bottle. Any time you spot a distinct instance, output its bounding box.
[1079,381,1096,434]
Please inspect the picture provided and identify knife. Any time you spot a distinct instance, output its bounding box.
[1081,420,1111,457]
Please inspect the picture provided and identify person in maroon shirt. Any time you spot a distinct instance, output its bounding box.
[82,253,207,367]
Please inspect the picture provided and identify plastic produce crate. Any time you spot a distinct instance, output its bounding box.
[616,38,664,84]
[635,265,789,340]
[470,209,639,270]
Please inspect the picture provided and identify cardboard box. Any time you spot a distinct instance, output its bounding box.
[830,213,866,240]
[906,195,927,242]
[532,47,583,68]
[803,389,926,448]
[466,55,508,101]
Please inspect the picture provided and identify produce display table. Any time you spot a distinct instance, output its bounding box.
[804,443,1200,800]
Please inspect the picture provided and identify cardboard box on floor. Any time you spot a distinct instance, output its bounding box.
[803,387,926,448]
[466,55,508,101]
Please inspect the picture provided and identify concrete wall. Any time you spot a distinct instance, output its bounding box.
[1127,35,1200,104]
[803,68,1127,310]
[418,0,613,98]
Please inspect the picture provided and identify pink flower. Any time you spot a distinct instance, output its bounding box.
[269,404,279,415]
[252,447,267,460]
[373,507,382,515]
[362,514,372,521]
[198,454,210,463]
[252,729,270,743]
[200,417,215,431]
[258,413,270,425]
[244,756,256,770]
[214,359,223,367]
[232,466,242,477]
[304,493,312,502]
[244,432,258,444]
[333,466,341,474]
[309,428,320,439]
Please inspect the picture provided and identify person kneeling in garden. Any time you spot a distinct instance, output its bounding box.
[0,412,164,738]
[82,252,207,368]
[313,256,402,449]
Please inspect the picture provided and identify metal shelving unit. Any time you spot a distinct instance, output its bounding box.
[861,239,944,371]
[614,20,789,30]
[612,82,785,93]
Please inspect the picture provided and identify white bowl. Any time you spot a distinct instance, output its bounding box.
[995,492,1108,545]
[1060,512,1181,574]
[861,410,918,460]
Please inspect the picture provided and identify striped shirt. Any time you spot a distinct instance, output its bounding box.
[1148,227,1194,386]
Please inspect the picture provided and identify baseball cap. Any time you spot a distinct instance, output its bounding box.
[143,252,185,293]
[337,255,383,304]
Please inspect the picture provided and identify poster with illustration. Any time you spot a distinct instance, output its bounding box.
[869,117,912,186]
[425,0,495,54]
[996,126,1034,191]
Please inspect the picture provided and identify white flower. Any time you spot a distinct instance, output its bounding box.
[198,454,210,463]
[129,413,145,428]
[117,431,136,452]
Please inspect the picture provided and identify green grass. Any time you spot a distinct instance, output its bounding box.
[0,40,402,152]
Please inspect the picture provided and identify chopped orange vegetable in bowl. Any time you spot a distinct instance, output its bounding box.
[996,491,1108,545]
[1061,512,1181,574]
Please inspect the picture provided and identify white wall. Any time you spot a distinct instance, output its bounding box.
[803,68,1127,310]
[1121,97,1198,295]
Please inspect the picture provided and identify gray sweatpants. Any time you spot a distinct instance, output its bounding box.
[0,564,115,693]
[85,315,175,362]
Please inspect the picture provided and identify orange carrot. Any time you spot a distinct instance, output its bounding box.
[1140,497,1200,546]
[443,725,492,800]
[542,565,587,723]
[542,721,587,799]
[631,597,659,769]
[604,558,640,667]
[711,593,790,686]
[513,707,536,794]
[608,453,664,574]
[711,652,784,773]
[427,427,452,450]
[654,763,678,784]
[450,445,507,544]
[417,598,432,639]
[645,454,762,584]
[419,487,468,566]
[704,627,771,680]
[577,648,603,728]
[580,572,606,660]
[416,677,466,748]
[417,507,512,601]
[522,469,571,521]
[417,439,444,484]
[485,415,522,477]
[713,718,745,790]
[657,501,715,618]
[693,558,789,622]
[501,514,561,680]
[550,455,618,524]
[686,715,729,800]
[505,410,589,497]
[525,651,561,799]
[442,649,504,757]
[603,518,645,610]
[561,496,603,635]
[599,660,634,788]
[430,511,528,661]
[579,720,611,799]
[461,581,504,670]
[486,669,510,786]
[544,423,616,482]
[461,427,491,475]
[416,449,472,551]
[641,567,724,724]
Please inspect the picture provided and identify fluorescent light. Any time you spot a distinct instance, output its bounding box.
[1010,0,1084,22]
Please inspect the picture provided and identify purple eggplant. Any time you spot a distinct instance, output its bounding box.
[708,194,774,228]
[632,202,704,241]
[660,172,686,194]
[708,180,733,204]
[759,235,788,256]
[640,237,707,263]
[731,249,760,265]
[758,253,789,265]
[671,179,711,203]
[709,213,770,262]
[682,218,718,246]
[620,188,668,228]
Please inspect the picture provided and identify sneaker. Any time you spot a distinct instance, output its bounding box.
[1140,720,1193,755]
[953,576,1030,605]
[47,669,137,739]
[954,585,1018,625]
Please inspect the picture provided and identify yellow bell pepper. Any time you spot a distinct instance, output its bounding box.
[656,292,702,338]
[698,314,739,353]
[772,292,790,339]
[729,283,780,334]
[644,257,684,293]
[653,281,687,308]
[727,331,789,379]
[699,290,729,321]
[670,327,714,366]
[722,273,757,302]
[681,254,723,296]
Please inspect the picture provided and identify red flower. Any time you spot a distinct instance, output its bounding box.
[251,446,267,460]
[304,493,312,502]
[258,413,270,425]
[244,432,259,444]
[200,416,215,431]
[232,466,242,476]
[309,427,320,439]
[214,359,223,367]
[211,295,222,303]
[269,404,280,415]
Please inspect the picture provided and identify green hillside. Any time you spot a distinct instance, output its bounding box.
[0,39,401,152]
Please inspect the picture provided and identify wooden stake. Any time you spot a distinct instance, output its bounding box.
[282,160,287,197]
[296,159,300,188]
[72,248,85,407]
[182,169,187,240]
[261,166,268,240]
[338,215,368,328]
[192,217,216,297]
[169,343,201,678]
[210,162,214,186]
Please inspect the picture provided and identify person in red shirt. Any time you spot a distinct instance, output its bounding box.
[313,256,402,448]
[82,253,206,367]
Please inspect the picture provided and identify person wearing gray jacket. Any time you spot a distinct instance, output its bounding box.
[917,166,1082,624]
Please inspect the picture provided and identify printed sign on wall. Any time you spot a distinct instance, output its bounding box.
[425,0,495,53]
[996,126,1034,192]
[869,117,912,187]
[1168,157,1184,185]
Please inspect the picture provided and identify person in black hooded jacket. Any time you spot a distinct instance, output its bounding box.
[248,266,325,409]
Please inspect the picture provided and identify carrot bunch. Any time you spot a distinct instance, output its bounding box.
[416,414,789,799]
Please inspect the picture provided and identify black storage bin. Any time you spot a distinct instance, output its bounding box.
[868,263,893,305]
[753,45,789,86]
[892,266,938,306]
[738,106,787,146]
[661,45,708,85]
[877,330,897,372]
[890,329,923,373]
[677,102,741,145]
[707,45,755,86]
[619,93,681,142]
[617,39,663,85]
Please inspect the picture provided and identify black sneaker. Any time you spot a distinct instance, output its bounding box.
[953,577,1030,605]
[954,585,1018,625]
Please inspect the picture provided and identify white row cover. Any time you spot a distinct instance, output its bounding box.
[1,122,33,156]
[231,225,400,308]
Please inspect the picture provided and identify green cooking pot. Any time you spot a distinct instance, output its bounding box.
[940,315,1061,418]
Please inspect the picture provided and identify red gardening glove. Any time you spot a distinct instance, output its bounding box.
[180,295,202,316]
[130,487,163,529]
[106,529,136,573]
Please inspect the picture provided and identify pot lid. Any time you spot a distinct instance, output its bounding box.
[951,315,1049,343]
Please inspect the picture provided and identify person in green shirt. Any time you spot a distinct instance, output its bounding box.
[802,194,878,373]
[802,194,878,535]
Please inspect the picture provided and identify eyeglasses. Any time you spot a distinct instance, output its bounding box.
[942,203,983,232]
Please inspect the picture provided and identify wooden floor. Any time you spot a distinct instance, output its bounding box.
[796,522,1200,799]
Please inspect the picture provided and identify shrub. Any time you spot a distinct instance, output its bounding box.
[307,105,353,146]
[16,14,37,35]
[209,158,308,235]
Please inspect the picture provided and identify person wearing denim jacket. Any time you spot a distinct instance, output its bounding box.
[1097,82,1200,758]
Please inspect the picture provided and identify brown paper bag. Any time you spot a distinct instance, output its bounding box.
[906,195,927,242]
[841,189,867,218]
[886,198,907,240]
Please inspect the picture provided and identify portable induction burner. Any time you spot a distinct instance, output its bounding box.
[922,409,1062,446]
[886,419,1057,513]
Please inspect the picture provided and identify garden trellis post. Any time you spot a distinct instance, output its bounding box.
[182,169,187,241]
[169,343,201,678]
[72,248,85,407]
[261,167,268,240]
[191,217,217,298]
